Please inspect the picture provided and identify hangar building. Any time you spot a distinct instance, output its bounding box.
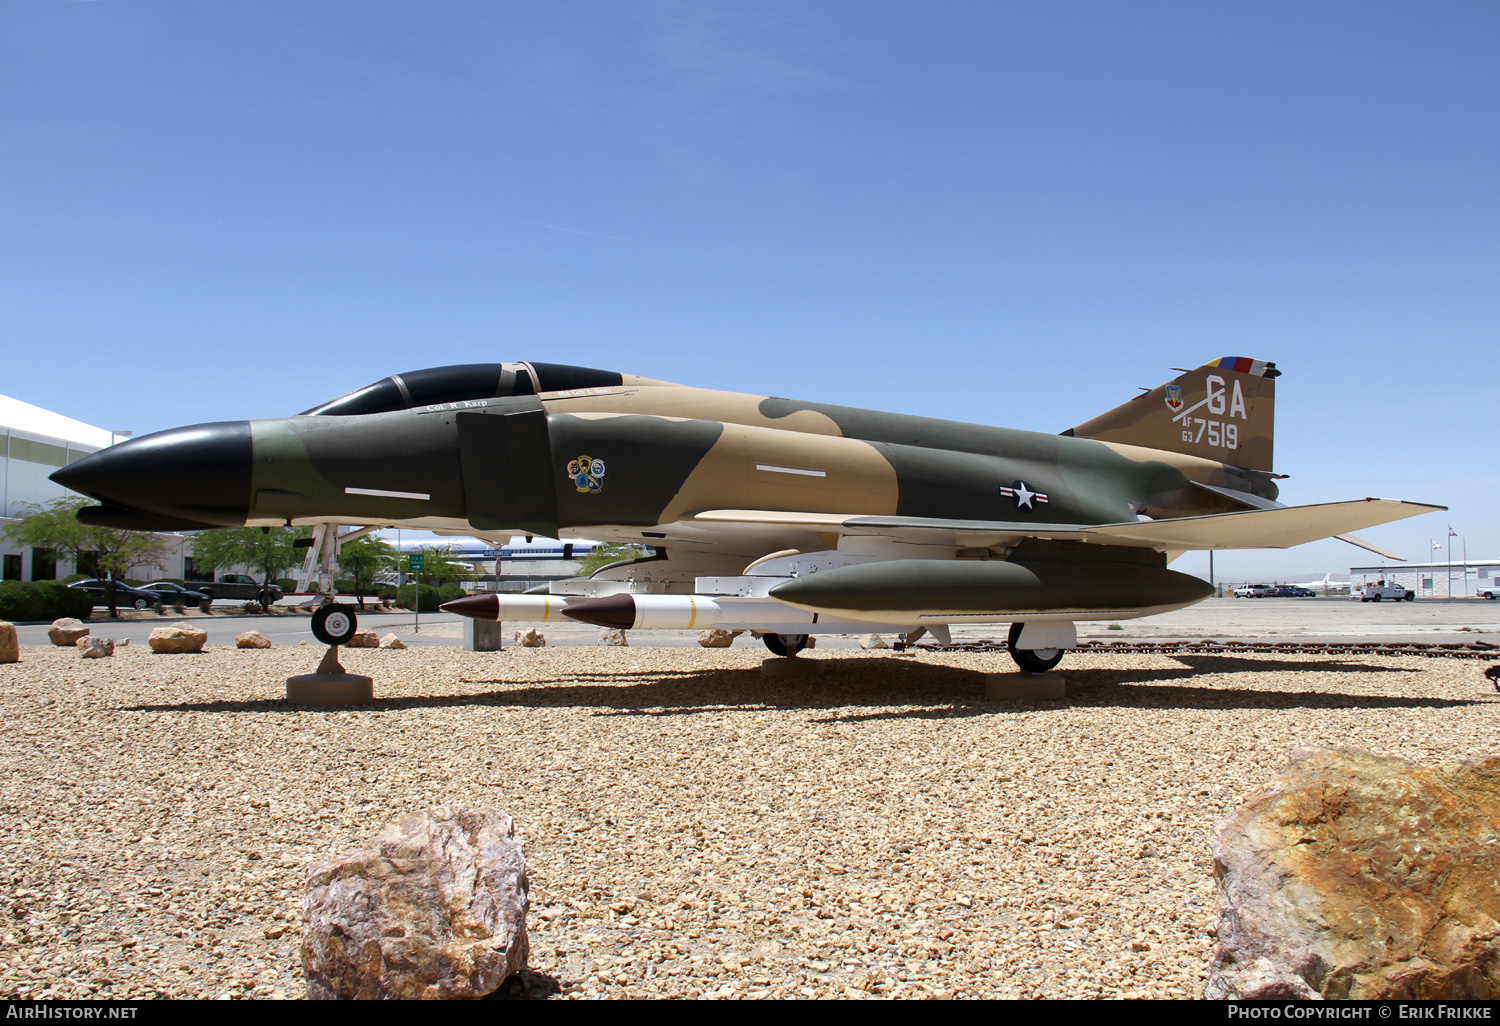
[0,395,198,583]
[1351,560,1500,599]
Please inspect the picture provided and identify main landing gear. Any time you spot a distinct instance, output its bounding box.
[1008,622,1064,673]
[762,633,810,657]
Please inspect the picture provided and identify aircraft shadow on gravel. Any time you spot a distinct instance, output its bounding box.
[120,655,1493,719]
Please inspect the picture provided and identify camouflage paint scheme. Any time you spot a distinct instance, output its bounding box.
[54,358,1440,648]
[234,361,1276,541]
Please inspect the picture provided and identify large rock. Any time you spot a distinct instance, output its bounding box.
[237,631,273,649]
[48,618,89,646]
[860,634,889,650]
[379,634,407,649]
[301,806,529,1000]
[514,628,545,648]
[148,623,207,654]
[697,628,736,648]
[345,629,379,648]
[0,621,18,664]
[597,628,628,647]
[77,636,114,659]
[1207,747,1500,1000]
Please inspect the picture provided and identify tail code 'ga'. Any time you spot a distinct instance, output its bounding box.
[1063,358,1279,473]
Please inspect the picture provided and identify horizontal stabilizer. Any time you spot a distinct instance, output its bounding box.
[690,498,1444,553]
[1079,499,1443,551]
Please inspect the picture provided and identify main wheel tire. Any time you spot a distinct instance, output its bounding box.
[311,604,358,646]
[133,597,149,610]
[1008,622,1065,673]
[1372,594,1382,602]
[763,633,809,657]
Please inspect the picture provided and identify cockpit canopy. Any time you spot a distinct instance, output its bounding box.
[302,362,624,416]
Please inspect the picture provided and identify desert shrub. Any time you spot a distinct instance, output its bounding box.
[276,578,298,592]
[31,581,92,621]
[377,587,399,602]
[0,582,47,622]
[396,584,440,612]
[437,583,465,603]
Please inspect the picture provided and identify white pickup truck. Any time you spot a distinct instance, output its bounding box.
[1358,582,1414,602]
[1478,583,1500,600]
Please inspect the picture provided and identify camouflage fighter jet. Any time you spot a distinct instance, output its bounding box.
[51,358,1441,670]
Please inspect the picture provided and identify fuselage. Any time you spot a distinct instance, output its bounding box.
[53,364,1279,557]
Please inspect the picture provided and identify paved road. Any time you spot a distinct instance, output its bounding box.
[11,595,1500,650]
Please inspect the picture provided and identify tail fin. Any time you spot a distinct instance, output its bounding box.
[1064,357,1279,472]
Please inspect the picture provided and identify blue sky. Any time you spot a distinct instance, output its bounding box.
[4,1,1496,579]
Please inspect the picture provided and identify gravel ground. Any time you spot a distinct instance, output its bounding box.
[1,642,1496,1000]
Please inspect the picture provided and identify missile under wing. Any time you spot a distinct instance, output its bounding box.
[51,358,1442,671]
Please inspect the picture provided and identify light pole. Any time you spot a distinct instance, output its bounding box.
[1447,526,1454,599]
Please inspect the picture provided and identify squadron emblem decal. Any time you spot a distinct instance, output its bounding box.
[567,455,606,494]
[1000,480,1049,510]
[1164,384,1183,411]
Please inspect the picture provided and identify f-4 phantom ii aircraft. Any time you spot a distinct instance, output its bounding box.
[52,358,1442,671]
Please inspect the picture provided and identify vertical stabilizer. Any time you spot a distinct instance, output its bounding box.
[1064,358,1279,473]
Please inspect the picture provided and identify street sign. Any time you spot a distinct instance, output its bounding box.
[408,553,424,572]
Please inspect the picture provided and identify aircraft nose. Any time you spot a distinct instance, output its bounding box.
[50,421,254,527]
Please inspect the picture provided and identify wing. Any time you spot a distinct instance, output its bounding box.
[689,498,1445,554]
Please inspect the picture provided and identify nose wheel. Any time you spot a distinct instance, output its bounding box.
[311,604,358,646]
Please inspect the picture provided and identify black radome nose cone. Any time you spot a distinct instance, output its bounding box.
[51,421,254,527]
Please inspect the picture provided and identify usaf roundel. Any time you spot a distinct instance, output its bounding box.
[999,480,1049,511]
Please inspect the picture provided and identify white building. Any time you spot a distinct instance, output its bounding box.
[0,395,192,582]
[1350,560,1500,599]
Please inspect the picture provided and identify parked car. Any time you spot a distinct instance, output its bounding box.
[183,574,283,606]
[1274,585,1314,597]
[140,581,213,610]
[68,579,161,610]
[1232,584,1276,598]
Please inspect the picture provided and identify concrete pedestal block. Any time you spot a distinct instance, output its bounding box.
[464,617,505,652]
[287,672,375,705]
[984,673,1066,700]
[760,657,826,678]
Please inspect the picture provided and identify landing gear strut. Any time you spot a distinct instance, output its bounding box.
[297,523,378,645]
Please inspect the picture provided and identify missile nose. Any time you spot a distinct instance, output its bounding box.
[558,594,637,630]
[50,421,254,527]
[440,594,501,621]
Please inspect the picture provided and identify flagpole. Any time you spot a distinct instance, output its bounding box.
[1448,527,1453,599]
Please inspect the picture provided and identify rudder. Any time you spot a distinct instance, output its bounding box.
[1064,358,1279,472]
